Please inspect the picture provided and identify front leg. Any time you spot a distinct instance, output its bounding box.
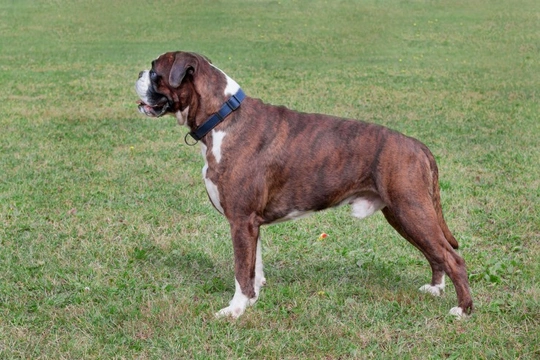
[255,238,266,292]
[216,216,263,319]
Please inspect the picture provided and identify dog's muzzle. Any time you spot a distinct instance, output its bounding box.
[135,70,170,118]
[137,100,170,117]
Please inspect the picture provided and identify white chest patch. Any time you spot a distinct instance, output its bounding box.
[211,130,227,163]
[210,64,240,96]
[201,144,224,214]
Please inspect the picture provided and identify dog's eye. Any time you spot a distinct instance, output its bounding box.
[150,70,159,81]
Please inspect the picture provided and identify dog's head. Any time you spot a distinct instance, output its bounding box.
[135,51,204,119]
[135,51,233,125]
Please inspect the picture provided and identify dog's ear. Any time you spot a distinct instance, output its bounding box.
[169,53,196,88]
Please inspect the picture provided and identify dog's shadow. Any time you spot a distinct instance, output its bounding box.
[267,255,422,294]
[160,249,227,292]
[161,246,424,302]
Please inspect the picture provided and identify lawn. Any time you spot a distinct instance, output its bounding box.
[0,0,538,358]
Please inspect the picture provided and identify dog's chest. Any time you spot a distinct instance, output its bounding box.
[200,130,228,214]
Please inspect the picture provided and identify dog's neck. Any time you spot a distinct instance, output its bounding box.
[182,64,244,145]
[211,64,241,97]
[184,88,246,145]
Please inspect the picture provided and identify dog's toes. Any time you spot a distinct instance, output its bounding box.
[215,306,245,319]
[449,306,467,319]
[419,284,443,296]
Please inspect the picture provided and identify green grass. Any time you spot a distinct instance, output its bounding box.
[1,0,539,358]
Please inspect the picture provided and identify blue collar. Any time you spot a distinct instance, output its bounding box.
[185,88,246,145]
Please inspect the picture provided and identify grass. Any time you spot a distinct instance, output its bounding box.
[1,0,539,358]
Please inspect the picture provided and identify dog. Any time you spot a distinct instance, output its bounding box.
[135,51,473,319]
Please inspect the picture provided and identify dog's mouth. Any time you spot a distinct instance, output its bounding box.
[135,71,171,118]
[137,99,170,118]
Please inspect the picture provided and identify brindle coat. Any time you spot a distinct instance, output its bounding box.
[135,51,473,318]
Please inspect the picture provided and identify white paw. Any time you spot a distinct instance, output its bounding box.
[215,279,250,319]
[419,284,444,296]
[249,289,260,307]
[449,306,466,318]
[249,282,264,306]
[215,305,245,319]
[256,277,267,288]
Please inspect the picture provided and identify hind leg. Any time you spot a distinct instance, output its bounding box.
[382,208,446,294]
[381,207,473,316]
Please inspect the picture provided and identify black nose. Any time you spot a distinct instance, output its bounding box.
[138,71,144,79]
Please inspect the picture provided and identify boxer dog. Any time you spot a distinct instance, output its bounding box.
[135,51,473,319]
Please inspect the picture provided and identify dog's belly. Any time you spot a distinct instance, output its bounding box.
[268,194,385,224]
[268,209,314,224]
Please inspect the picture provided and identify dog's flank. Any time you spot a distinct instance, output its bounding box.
[135,51,473,319]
